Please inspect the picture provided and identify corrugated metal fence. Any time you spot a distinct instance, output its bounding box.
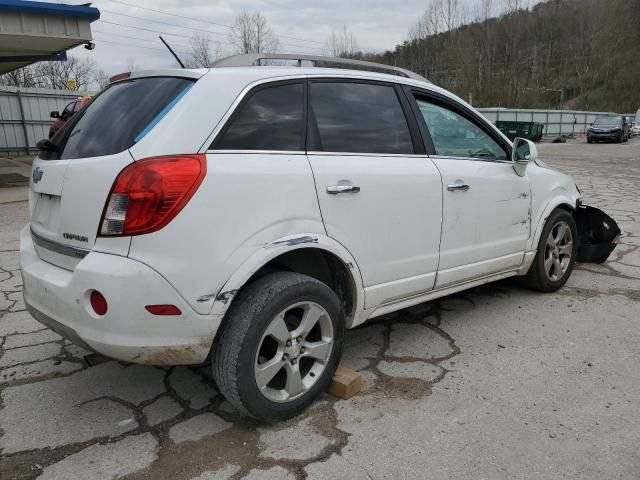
[0,86,81,155]
[477,108,637,138]
[0,86,637,155]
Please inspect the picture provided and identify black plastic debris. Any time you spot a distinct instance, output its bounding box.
[575,205,621,263]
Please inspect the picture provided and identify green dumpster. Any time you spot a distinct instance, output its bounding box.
[495,121,544,142]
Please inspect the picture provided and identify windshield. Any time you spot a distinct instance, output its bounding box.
[52,76,193,160]
[593,116,621,127]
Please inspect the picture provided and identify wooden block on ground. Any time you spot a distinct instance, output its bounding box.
[329,367,362,399]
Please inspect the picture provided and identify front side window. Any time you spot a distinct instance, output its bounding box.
[309,82,414,154]
[213,82,303,151]
[415,98,508,160]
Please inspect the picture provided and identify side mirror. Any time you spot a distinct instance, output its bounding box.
[512,137,537,177]
[50,111,60,119]
[36,138,58,152]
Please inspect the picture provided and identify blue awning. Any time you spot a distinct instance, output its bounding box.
[0,0,100,21]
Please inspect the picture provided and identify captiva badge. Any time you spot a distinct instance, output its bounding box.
[32,167,43,183]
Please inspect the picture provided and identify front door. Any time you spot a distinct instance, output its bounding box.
[306,80,443,308]
[411,95,531,288]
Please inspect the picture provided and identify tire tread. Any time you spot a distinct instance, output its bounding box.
[212,271,343,419]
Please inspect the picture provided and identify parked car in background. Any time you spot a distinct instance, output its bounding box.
[587,115,627,143]
[49,96,91,138]
[23,55,621,421]
[632,122,640,136]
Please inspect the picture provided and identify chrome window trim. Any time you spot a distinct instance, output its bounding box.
[429,154,513,164]
[31,228,90,259]
[206,150,428,158]
[206,150,306,155]
[307,151,426,158]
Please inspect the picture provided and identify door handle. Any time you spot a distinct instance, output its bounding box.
[447,183,470,192]
[326,185,361,194]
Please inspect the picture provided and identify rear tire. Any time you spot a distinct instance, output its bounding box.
[212,272,344,421]
[522,209,577,292]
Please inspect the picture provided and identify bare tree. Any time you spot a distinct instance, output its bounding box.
[31,55,96,90]
[502,0,533,14]
[93,68,111,90]
[325,25,359,58]
[229,10,279,54]
[440,0,460,32]
[185,33,221,68]
[473,0,495,21]
[125,57,138,72]
[0,65,38,88]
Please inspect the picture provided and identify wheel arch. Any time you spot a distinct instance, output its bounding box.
[528,197,577,253]
[209,234,365,328]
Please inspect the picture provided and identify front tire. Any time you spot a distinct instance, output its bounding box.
[523,209,577,292]
[212,272,344,421]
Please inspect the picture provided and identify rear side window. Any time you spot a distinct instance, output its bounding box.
[58,77,193,160]
[308,82,414,154]
[213,82,303,151]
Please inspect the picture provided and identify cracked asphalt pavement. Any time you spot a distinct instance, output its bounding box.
[1,140,640,479]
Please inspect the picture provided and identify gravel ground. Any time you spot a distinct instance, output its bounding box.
[1,139,639,480]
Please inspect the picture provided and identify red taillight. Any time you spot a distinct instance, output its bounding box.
[99,155,206,237]
[90,290,108,315]
[145,304,182,315]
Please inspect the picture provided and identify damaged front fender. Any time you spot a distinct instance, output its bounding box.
[574,204,622,263]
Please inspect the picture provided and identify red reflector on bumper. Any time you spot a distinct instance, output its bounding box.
[90,290,108,316]
[145,304,182,315]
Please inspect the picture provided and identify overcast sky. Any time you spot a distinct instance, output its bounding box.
[48,0,487,75]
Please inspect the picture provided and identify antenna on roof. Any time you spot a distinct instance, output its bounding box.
[159,36,185,68]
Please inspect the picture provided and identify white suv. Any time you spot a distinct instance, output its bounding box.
[21,55,619,420]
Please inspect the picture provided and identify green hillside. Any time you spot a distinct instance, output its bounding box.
[373,0,640,112]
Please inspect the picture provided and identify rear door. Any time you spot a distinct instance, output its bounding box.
[408,91,531,288]
[306,80,443,308]
[30,75,196,269]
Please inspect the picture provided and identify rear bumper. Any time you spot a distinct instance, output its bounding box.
[20,226,221,365]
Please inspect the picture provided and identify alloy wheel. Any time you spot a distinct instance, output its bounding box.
[544,221,573,281]
[254,301,334,403]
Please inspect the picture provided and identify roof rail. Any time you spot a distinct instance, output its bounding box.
[211,53,429,83]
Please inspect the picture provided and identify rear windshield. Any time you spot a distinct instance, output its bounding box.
[56,77,193,160]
